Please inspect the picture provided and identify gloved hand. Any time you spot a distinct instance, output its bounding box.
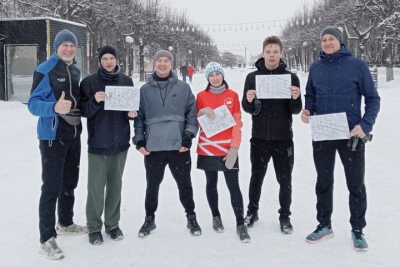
[223,147,239,170]
[181,131,195,149]
[198,107,215,119]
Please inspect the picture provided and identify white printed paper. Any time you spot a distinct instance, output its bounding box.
[310,112,350,141]
[256,74,291,99]
[197,105,236,138]
[104,86,140,111]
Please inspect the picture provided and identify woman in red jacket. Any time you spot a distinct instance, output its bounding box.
[187,64,195,83]
[196,62,250,243]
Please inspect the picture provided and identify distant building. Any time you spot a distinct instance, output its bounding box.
[0,17,87,102]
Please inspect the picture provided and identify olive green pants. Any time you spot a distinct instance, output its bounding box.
[86,150,128,233]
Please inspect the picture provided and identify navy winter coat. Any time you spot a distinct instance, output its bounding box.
[305,45,380,134]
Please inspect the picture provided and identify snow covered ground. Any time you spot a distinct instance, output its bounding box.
[1,68,399,267]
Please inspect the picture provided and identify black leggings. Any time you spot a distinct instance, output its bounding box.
[205,170,244,225]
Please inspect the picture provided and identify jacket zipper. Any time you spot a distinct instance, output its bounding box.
[66,64,77,138]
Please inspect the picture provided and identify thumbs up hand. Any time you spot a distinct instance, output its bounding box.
[54,91,72,114]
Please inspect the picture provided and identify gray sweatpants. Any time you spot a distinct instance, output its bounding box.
[86,150,128,233]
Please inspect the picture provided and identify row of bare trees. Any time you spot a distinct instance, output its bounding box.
[281,0,400,70]
[0,0,220,80]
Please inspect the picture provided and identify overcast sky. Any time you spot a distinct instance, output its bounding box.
[170,0,306,56]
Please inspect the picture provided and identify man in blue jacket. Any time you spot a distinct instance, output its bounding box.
[301,26,380,251]
[28,29,87,260]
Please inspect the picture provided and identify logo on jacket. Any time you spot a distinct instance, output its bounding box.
[57,78,66,82]
[224,98,234,108]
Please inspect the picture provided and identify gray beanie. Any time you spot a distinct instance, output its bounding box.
[53,29,78,51]
[320,26,343,44]
[153,50,173,66]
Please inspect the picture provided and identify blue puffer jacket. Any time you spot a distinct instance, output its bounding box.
[305,45,380,134]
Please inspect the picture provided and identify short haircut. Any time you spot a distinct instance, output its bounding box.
[262,36,283,51]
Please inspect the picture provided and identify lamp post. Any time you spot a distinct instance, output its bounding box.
[303,41,308,73]
[168,45,175,74]
[288,47,292,69]
[188,50,192,65]
[125,36,134,78]
[244,47,247,68]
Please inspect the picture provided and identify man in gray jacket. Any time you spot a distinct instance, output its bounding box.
[133,50,201,237]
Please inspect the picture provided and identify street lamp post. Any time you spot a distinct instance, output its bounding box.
[125,36,134,78]
[244,47,247,68]
[303,41,308,73]
[188,50,192,65]
[168,45,175,74]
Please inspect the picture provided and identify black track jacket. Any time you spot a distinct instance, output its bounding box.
[242,58,302,140]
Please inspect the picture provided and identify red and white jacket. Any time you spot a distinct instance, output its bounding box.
[196,88,242,156]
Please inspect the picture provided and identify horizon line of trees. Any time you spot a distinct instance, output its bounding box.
[0,0,222,80]
[280,0,400,71]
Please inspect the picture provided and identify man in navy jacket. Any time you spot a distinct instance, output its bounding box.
[301,26,380,251]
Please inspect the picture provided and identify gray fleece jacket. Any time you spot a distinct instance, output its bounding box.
[132,73,198,152]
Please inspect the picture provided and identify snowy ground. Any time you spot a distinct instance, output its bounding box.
[1,68,399,267]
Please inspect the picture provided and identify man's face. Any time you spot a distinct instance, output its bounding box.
[57,42,77,61]
[155,57,172,78]
[262,44,283,70]
[100,54,117,73]
[321,34,341,54]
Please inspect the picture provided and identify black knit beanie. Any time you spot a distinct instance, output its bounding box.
[320,26,343,43]
[98,45,118,61]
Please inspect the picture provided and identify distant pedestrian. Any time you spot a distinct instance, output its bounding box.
[187,64,195,83]
[180,63,188,82]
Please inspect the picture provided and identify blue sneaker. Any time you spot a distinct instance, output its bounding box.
[306,224,334,243]
[352,229,368,251]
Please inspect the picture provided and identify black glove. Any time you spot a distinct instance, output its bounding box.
[347,134,373,151]
[136,140,146,150]
[181,132,194,149]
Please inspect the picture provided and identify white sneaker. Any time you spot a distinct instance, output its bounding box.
[56,222,88,235]
[39,237,64,260]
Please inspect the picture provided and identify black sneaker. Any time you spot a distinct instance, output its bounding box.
[138,216,156,238]
[187,214,202,236]
[280,217,293,234]
[236,225,251,243]
[89,232,103,245]
[106,227,124,241]
[212,216,224,233]
[244,211,259,228]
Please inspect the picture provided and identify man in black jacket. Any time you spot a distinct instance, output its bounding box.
[80,45,137,245]
[242,36,302,234]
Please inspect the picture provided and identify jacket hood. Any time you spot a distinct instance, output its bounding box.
[319,44,352,61]
[255,58,288,73]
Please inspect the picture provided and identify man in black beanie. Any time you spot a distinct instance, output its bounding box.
[80,44,138,245]
[28,29,87,260]
[133,49,201,237]
[301,26,380,251]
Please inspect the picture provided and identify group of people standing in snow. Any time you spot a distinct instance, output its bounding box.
[28,25,380,260]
